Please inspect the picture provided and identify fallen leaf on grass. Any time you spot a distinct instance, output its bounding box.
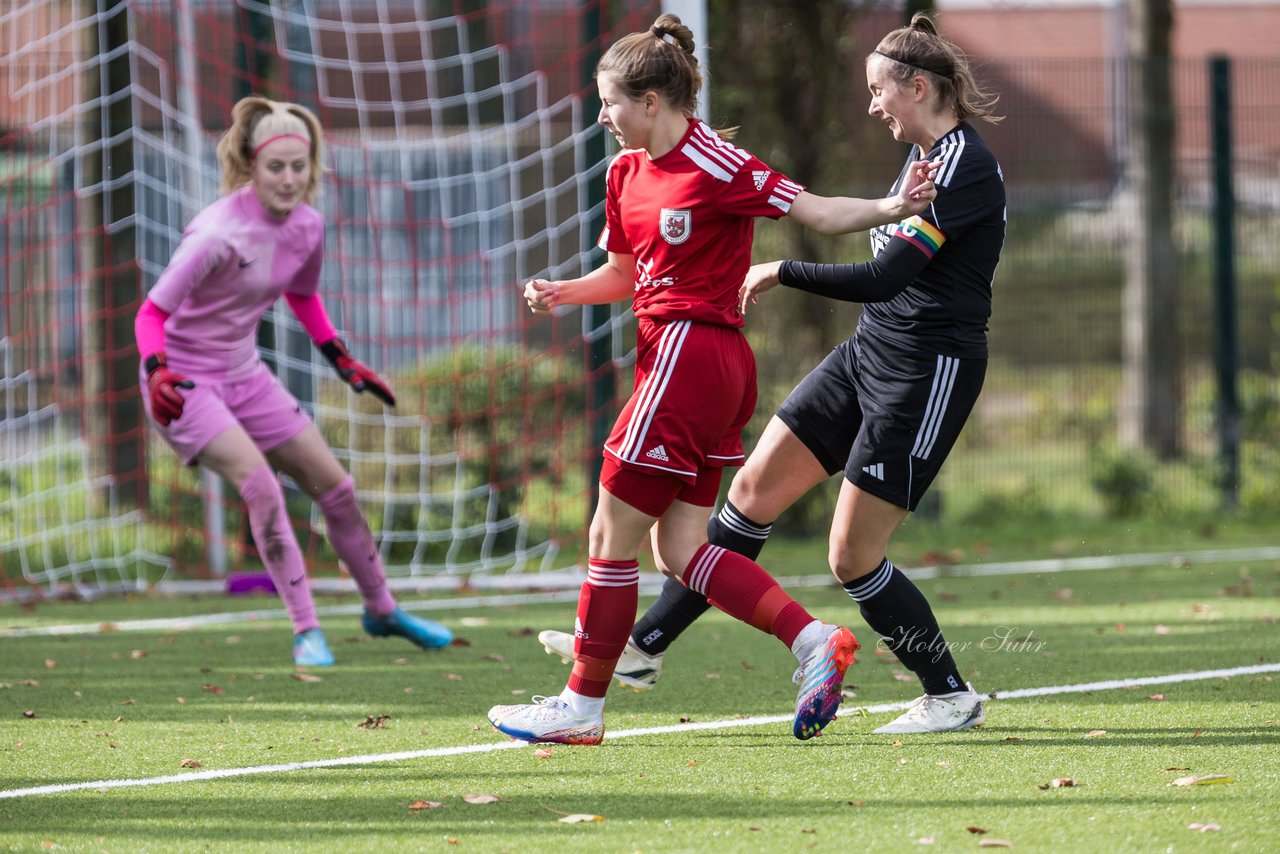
[1083,730,1106,738]
[1147,694,1165,701]
[965,826,987,834]
[891,669,916,682]
[1164,767,1190,771]
[202,684,223,695]
[1171,775,1233,787]
[686,759,697,767]
[357,715,390,730]
[1002,736,1023,743]
[22,710,37,719]
[443,673,462,681]
[180,758,201,768]
[1187,823,1221,832]
[483,653,506,663]
[292,672,322,683]
[392,658,409,666]
[680,715,694,724]
[1038,778,1076,789]
[409,800,444,810]
[448,637,471,647]
[119,699,136,706]
[892,740,904,748]
[533,748,553,759]
[978,839,1014,848]
[44,659,57,669]
[1154,625,1171,635]
[130,650,148,659]
[463,794,500,804]
[704,672,720,680]
[558,814,603,824]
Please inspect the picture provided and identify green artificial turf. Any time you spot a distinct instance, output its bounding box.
[1,554,1277,852]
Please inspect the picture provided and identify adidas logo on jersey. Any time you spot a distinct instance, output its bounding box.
[645,445,670,462]
[752,170,770,191]
[861,462,885,480]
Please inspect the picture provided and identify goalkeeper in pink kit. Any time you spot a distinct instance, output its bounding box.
[135,96,453,666]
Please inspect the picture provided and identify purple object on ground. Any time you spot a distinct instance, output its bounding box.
[225,572,277,596]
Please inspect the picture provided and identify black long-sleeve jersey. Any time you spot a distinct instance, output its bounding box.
[780,122,1005,359]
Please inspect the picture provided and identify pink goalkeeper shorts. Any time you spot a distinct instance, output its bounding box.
[140,359,312,466]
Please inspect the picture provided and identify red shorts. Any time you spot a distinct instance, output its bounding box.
[603,317,756,486]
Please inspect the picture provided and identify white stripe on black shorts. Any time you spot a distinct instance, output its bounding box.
[775,332,985,511]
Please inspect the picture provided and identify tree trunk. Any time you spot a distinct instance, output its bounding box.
[82,0,145,507]
[1120,0,1180,458]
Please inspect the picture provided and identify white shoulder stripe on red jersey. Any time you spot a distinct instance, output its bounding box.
[692,124,749,165]
[681,143,734,182]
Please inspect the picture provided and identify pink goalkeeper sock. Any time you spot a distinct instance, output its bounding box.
[239,464,318,634]
[315,476,397,617]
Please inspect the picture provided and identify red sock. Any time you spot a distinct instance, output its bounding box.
[682,544,813,648]
[566,558,640,699]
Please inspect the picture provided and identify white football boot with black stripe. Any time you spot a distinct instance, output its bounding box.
[538,630,663,691]
[872,683,986,734]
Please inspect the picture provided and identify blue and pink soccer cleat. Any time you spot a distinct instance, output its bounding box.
[792,625,859,740]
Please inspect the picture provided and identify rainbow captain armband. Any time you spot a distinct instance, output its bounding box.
[896,215,946,259]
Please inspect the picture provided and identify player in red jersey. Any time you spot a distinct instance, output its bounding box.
[487,13,936,746]
[540,14,1005,735]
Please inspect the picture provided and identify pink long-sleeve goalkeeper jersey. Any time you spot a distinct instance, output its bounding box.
[145,185,325,379]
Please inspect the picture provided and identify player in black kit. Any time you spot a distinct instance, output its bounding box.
[539,13,1005,734]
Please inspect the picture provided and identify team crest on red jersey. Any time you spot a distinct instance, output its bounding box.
[660,208,691,245]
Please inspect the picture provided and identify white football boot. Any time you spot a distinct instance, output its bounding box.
[873,683,986,734]
[487,695,604,745]
[538,630,664,691]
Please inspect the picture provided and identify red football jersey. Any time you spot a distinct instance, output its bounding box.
[597,118,805,328]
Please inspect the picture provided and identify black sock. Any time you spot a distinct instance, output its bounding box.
[629,501,774,654]
[844,558,965,696]
[630,576,711,655]
[706,500,772,561]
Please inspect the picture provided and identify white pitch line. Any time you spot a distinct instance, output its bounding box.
[2,661,1277,801]
[7,543,1280,639]
[0,576,833,638]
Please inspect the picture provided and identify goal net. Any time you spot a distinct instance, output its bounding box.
[0,0,660,595]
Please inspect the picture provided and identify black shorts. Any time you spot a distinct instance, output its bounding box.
[775,332,985,511]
